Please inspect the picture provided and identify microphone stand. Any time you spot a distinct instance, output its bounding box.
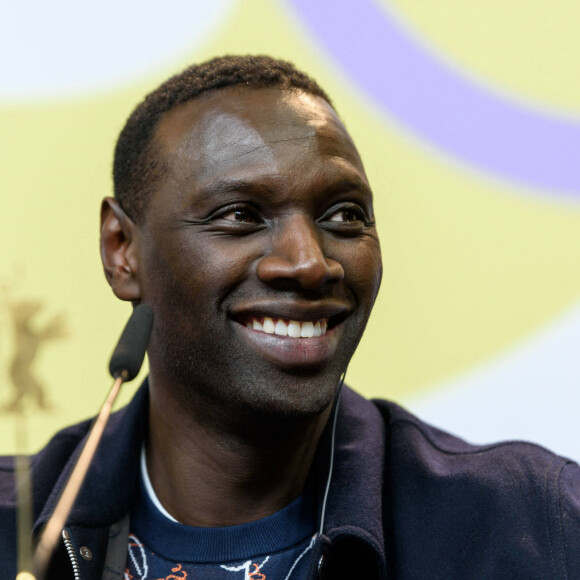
[14,412,34,580]
[18,304,153,580]
[31,371,128,579]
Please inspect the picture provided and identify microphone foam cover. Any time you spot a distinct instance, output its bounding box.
[108,304,154,380]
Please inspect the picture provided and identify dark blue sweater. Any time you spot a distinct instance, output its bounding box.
[1,382,579,579]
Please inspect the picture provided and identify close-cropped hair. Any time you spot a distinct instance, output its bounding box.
[113,55,333,222]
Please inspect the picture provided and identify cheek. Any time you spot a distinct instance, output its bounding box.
[340,239,383,304]
[157,236,258,306]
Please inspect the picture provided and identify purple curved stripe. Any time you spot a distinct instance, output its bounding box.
[288,0,580,195]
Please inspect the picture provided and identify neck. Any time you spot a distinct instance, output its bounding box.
[146,378,333,527]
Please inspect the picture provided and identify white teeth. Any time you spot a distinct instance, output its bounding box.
[246,317,329,338]
[288,320,301,338]
[301,321,314,338]
[275,319,288,336]
[263,317,275,334]
[313,321,322,337]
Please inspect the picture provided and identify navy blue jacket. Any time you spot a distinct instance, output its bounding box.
[1,382,579,579]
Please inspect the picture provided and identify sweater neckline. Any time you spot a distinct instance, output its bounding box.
[131,460,317,563]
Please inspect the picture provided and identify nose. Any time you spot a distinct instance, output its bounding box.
[256,215,344,290]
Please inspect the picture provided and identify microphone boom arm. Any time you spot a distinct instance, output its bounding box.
[28,304,153,580]
[32,372,127,578]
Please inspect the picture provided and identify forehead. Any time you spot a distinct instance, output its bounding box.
[152,87,365,189]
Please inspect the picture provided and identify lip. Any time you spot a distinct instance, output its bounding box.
[234,321,342,368]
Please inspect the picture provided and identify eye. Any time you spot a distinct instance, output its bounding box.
[207,204,265,235]
[328,206,366,223]
[220,208,259,223]
[319,203,374,236]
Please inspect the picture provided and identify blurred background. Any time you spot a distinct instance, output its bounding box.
[1,0,580,459]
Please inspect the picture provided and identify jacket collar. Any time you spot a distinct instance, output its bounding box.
[320,387,387,571]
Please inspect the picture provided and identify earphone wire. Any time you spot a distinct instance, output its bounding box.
[318,369,346,536]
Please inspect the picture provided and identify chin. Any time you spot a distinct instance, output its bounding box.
[150,325,348,422]
[237,370,341,422]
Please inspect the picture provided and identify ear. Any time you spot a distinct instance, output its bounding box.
[100,197,142,301]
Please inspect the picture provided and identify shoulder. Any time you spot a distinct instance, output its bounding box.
[372,396,578,475]
[0,381,150,502]
[0,417,93,504]
[372,397,580,577]
[0,417,95,576]
[371,397,580,497]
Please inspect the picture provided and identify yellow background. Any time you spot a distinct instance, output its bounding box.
[2,0,580,454]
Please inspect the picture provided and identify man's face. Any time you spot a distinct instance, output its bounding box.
[134,87,382,418]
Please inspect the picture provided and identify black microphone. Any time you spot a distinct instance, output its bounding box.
[31,305,154,580]
[109,303,154,380]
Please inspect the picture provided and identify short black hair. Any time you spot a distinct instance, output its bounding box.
[113,55,333,222]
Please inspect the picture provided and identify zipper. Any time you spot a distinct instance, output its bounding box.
[62,528,82,580]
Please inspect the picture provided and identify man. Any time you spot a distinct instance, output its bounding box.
[2,55,579,579]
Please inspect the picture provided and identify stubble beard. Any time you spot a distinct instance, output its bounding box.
[148,309,352,427]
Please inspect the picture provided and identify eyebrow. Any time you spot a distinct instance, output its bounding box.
[195,175,372,202]
[323,177,373,198]
[194,179,274,203]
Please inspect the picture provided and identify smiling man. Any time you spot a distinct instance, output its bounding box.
[101,62,382,536]
[2,55,580,580]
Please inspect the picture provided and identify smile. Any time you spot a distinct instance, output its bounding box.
[244,316,328,338]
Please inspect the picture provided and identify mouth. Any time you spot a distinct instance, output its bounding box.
[241,316,329,338]
[231,304,349,368]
